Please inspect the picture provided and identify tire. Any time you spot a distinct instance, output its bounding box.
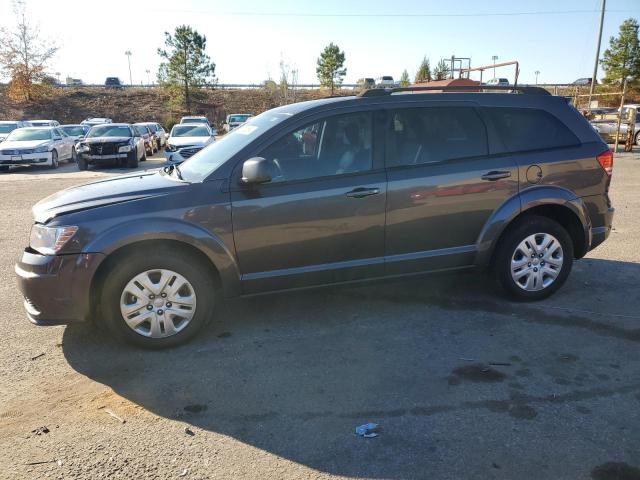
[77,155,88,170]
[127,148,139,168]
[0,166,9,172]
[635,131,639,146]
[494,215,574,301]
[71,147,77,163]
[49,150,59,169]
[100,247,215,348]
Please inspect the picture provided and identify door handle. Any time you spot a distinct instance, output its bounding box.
[481,170,511,181]
[346,187,380,198]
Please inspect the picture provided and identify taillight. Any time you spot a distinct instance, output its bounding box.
[597,149,613,176]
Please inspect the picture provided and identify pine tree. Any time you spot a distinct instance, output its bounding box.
[433,59,451,81]
[399,69,410,87]
[414,57,431,83]
[600,18,640,85]
[316,43,346,95]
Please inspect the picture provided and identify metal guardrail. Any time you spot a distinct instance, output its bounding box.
[0,83,359,90]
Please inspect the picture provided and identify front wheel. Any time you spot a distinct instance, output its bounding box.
[494,216,573,301]
[71,147,77,163]
[100,247,216,348]
[49,150,59,169]
[127,148,139,168]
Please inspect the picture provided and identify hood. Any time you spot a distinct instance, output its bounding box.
[82,136,131,144]
[167,136,212,147]
[0,134,8,141]
[33,171,185,223]
[0,140,50,150]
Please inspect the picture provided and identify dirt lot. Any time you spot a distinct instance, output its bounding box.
[0,152,639,480]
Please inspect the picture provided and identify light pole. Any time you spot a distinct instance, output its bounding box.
[535,70,540,85]
[145,69,150,86]
[588,0,606,111]
[125,50,133,86]
[491,55,498,79]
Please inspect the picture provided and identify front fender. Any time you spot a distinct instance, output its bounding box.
[83,217,241,297]
[475,185,590,266]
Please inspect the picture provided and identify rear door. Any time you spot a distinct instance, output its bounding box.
[230,111,387,294]
[384,105,519,275]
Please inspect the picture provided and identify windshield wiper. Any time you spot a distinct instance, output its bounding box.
[162,163,185,181]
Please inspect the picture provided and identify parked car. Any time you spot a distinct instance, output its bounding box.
[28,120,60,127]
[180,116,209,125]
[16,86,614,348]
[223,114,253,132]
[105,77,123,89]
[485,78,510,86]
[164,124,215,165]
[376,76,395,88]
[75,123,145,170]
[572,78,594,86]
[81,118,113,127]
[137,122,167,149]
[591,104,640,145]
[60,124,91,143]
[0,126,76,171]
[356,78,376,90]
[133,123,156,155]
[0,121,31,142]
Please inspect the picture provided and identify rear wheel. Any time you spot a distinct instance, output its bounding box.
[635,131,639,145]
[100,247,215,348]
[494,215,573,301]
[49,150,59,169]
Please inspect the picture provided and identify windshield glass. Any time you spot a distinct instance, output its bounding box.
[7,128,52,141]
[61,126,85,136]
[87,125,132,138]
[178,110,292,182]
[171,125,210,137]
[0,123,18,133]
[229,115,251,123]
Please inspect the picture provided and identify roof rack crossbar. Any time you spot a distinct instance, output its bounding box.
[358,85,551,97]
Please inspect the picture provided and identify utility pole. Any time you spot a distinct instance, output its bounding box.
[535,70,540,85]
[588,0,606,111]
[125,50,133,86]
[491,55,498,79]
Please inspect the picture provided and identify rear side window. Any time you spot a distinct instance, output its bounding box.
[386,107,488,167]
[484,107,579,153]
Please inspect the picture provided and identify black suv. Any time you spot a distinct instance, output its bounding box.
[105,77,122,89]
[16,86,614,348]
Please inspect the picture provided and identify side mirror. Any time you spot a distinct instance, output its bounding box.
[241,157,271,185]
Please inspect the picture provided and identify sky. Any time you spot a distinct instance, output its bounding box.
[0,0,638,86]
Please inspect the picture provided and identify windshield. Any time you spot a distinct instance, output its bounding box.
[229,115,251,123]
[0,123,18,133]
[171,125,210,137]
[178,110,292,182]
[61,126,86,136]
[7,128,52,141]
[87,125,131,138]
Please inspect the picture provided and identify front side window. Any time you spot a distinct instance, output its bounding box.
[485,107,579,153]
[387,107,488,167]
[258,112,373,183]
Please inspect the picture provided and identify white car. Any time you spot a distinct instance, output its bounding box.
[164,124,215,165]
[180,116,209,125]
[376,76,395,88]
[81,118,113,127]
[28,119,60,127]
[60,124,91,143]
[485,78,510,87]
[224,113,253,132]
[137,122,167,149]
[0,127,76,171]
[0,121,31,142]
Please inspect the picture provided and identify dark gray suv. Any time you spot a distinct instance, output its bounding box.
[16,87,614,348]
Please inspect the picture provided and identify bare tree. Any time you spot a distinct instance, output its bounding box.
[0,0,58,101]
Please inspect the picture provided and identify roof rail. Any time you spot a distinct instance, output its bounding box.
[358,85,551,97]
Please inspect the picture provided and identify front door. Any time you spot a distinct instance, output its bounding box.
[384,106,519,275]
[231,111,387,293]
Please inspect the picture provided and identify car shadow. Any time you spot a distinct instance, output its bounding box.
[62,258,640,478]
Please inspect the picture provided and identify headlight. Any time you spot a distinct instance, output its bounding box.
[166,143,177,152]
[77,144,90,152]
[30,224,78,255]
[33,144,51,153]
[118,145,132,153]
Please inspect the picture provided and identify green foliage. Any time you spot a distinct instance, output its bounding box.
[433,59,451,81]
[400,69,410,87]
[415,57,431,83]
[316,43,346,95]
[157,25,216,113]
[601,18,640,85]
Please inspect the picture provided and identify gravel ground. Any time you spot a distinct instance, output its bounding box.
[0,151,639,480]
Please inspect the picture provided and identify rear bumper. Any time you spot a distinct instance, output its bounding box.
[589,206,614,251]
[15,250,105,325]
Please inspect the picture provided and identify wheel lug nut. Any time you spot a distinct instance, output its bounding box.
[149,294,155,299]
[539,253,543,258]
[528,263,531,267]
[533,267,538,272]
[166,302,172,308]
[161,293,167,298]
[147,304,153,310]
[157,309,163,315]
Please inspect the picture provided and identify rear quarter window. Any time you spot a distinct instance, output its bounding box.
[484,107,579,153]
